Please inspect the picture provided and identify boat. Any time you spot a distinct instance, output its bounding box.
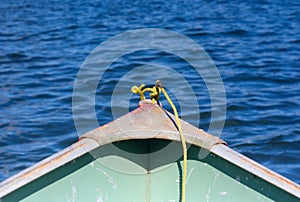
[0,100,299,201]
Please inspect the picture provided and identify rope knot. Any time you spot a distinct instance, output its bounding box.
[131,80,187,202]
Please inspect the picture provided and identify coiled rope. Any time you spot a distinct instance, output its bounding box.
[131,80,187,202]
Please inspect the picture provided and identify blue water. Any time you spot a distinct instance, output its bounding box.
[1,0,299,184]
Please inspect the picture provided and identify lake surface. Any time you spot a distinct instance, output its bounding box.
[0,0,299,184]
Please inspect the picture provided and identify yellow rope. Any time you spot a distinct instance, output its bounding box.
[160,87,187,202]
[131,83,161,104]
[131,81,187,202]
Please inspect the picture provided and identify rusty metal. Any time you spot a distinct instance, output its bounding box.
[81,101,226,150]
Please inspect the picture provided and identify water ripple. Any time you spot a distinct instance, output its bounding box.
[0,0,299,185]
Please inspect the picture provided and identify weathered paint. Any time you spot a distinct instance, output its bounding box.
[1,144,276,202]
[81,101,226,150]
[212,144,300,198]
[0,101,299,201]
[0,138,98,200]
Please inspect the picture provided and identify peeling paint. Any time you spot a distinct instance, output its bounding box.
[205,171,220,202]
[212,144,300,194]
[0,103,299,201]
[205,187,211,202]
[219,191,227,196]
[67,180,77,202]
[96,188,108,202]
[95,167,118,189]
[186,168,194,184]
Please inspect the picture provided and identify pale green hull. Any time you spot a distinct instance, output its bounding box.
[1,102,299,201]
[2,141,298,202]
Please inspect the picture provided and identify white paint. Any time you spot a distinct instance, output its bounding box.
[205,171,220,202]
[205,187,211,202]
[67,180,77,202]
[219,191,227,196]
[97,195,103,202]
[96,188,109,202]
[186,168,194,184]
[95,167,118,189]
[105,192,108,201]
[96,188,103,202]
[175,167,195,184]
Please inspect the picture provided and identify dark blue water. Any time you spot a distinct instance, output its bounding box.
[1,0,299,184]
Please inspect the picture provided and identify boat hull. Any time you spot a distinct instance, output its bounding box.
[0,102,299,201]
